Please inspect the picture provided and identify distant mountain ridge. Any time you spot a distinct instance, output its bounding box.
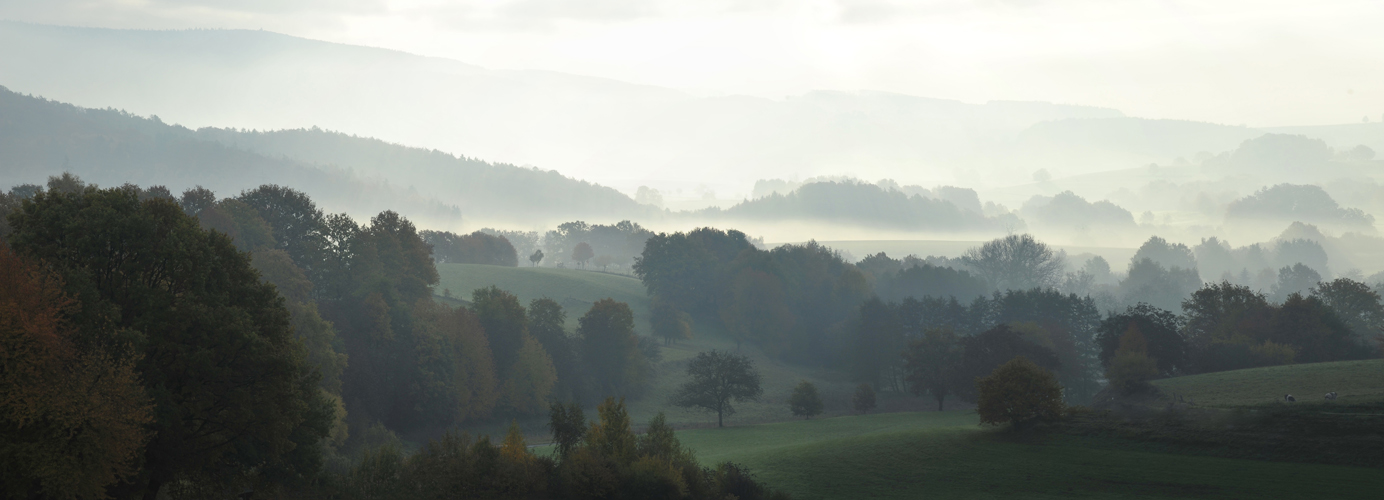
[0,86,647,228]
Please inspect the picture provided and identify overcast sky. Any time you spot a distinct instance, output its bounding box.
[3,0,1382,127]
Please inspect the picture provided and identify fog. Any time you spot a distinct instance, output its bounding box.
[2,8,1383,277]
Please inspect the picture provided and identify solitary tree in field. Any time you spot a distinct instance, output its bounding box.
[853,383,877,414]
[572,242,594,269]
[789,380,824,419]
[530,249,544,267]
[976,356,1064,428]
[672,350,762,427]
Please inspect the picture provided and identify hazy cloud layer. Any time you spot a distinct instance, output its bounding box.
[3,0,1382,126]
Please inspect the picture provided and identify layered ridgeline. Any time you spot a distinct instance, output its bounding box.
[0,86,648,227]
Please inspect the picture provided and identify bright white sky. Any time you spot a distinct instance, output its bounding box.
[3,0,1383,126]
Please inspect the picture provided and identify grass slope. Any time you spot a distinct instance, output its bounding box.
[1152,359,1384,407]
[436,263,651,328]
[675,412,1384,499]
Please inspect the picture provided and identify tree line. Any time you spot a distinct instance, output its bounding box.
[0,175,667,499]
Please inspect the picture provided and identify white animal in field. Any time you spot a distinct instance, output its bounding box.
[1325,392,1338,400]
[1284,394,1296,402]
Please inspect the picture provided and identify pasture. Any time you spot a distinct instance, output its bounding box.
[674,411,1384,499]
[1152,359,1384,408]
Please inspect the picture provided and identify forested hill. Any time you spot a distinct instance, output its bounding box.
[702,181,1022,233]
[187,126,650,225]
[0,86,648,227]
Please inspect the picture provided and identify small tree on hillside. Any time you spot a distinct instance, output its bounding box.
[853,384,876,414]
[573,242,595,269]
[594,254,614,271]
[788,380,824,419]
[530,249,544,267]
[976,357,1064,428]
[672,350,762,427]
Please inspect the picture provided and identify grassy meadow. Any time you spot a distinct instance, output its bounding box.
[673,411,1384,499]
[1152,359,1384,407]
[436,263,652,328]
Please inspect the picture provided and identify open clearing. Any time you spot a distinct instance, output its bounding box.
[1152,359,1384,408]
[675,411,1384,499]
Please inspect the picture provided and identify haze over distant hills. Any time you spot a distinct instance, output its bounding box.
[11,20,1382,204]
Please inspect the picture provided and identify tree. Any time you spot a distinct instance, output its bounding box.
[236,184,329,276]
[579,299,646,397]
[548,401,587,460]
[1271,263,1322,303]
[852,297,904,391]
[1096,303,1186,376]
[962,234,1065,291]
[1312,277,1384,350]
[718,268,794,351]
[976,357,1064,428]
[650,298,693,346]
[903,328,962,411]
[573,242,595,269]
[501,336,559,415]
[529,298,583,402]
[954,324,1061,403]
[788,381,824,419]
[1119,258,1202,313]
[1,243,153,500]
[852,383,876,414]
[594,254,614,271]
[1105,326,1160,394]
[7,187,332,499]
[472,286,531,372]
[672,350,762,427]
[530,249,545,267]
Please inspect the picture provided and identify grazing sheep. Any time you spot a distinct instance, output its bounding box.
[1325,392,1338,400]
[1284,394,1296,402]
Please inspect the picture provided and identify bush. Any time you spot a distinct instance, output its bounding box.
[976,356,1064,428]
[853,383,877,414]
[788,380,824,419]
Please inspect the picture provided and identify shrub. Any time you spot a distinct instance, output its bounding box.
[976,356,1064,428]
[788,380,825,419]
[852,383,877,414]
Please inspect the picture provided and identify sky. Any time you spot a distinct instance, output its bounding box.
[2,0,1382,127]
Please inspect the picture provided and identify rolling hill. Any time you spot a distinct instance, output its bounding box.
[1152,359,1384,408]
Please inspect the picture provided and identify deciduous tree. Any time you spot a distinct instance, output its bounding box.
[672,350,762,427]
[788,381,824,419]
[903,328,962,411]
[976,357,1064,428]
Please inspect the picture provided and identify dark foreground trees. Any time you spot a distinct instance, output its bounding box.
[673,350,763,427]
[1,243,153,499]
[7,186,332,499]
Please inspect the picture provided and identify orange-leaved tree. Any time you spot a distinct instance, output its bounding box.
[0,243,152,499]
[975,356,1064,428]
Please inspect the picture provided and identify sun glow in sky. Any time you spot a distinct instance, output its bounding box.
[4,0,1384,126]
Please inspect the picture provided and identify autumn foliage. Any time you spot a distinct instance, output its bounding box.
[0,244,152,499]
[975,356,1064,428]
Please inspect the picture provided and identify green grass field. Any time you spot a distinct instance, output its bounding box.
[673,411,1384,499]
[1152,359,1384,408]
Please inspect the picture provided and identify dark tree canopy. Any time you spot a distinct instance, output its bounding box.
[672,350,762,427]
[579,299,646,397]
[421,230,518,266]
[8,186,332,499]
[1096,303,1186,376]
[788,380,824,419]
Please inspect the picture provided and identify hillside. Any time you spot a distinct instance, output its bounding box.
[672,411,1384,499]
[1152,359,1384,407]
[0,85,647,227]
[435,264,651,328]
